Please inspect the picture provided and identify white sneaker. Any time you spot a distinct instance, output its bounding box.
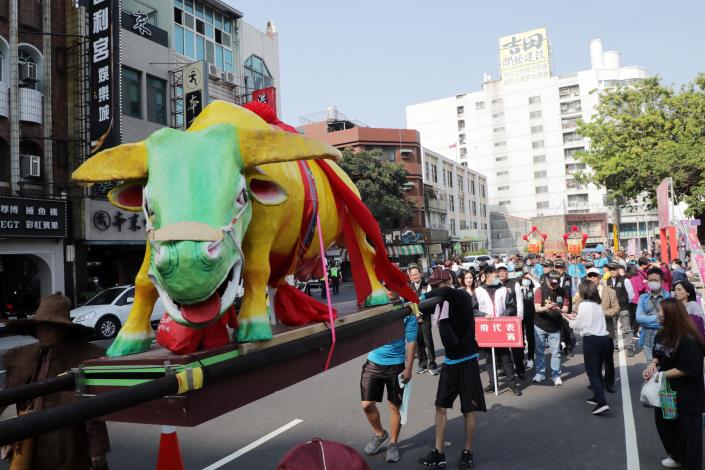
[553,377,563,386]
[661,456,681,468]
[532,373,545,383]
[526,360,534,370]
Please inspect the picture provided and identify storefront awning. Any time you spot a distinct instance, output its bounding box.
[396,245,424,256]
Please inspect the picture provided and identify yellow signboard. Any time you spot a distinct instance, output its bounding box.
[499,28,551,84]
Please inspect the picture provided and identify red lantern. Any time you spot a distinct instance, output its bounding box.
[522,226,548,255]
[562,225,588,256]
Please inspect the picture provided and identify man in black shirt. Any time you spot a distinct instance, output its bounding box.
[408,266,437,375]
[607,262,634,357]
[533,271,569,386]
[418,270,485,470]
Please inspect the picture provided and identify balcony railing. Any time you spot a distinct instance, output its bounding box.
[0,82,8,118]
[19,88,42,124]
[426,198,446,212]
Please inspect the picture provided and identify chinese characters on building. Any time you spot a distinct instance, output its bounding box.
[498,28,551,85]
[182,61,208,129]
[0,197,67,238]
[89,0,121,154]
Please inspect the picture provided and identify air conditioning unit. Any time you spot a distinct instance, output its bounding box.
[208,63,218,77]
[19,62,38,83]
[225,72,235,84]
[20,155,41,178]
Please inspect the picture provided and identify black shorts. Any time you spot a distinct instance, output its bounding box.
[435,359,487,414]
[360,360,404,406]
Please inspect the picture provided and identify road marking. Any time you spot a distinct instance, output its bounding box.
[617,325,640,470]
[202,419,303,470]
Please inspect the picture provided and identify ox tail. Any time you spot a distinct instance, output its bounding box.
[274,283,336,325]
[315,160,420,305]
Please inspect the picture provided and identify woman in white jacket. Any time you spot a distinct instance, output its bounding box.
[562,280,611,415]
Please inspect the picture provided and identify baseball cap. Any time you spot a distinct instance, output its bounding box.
[496,263,508,271]
[554,260,566,268]
[428,269,452,286]
[546,270,561,283]
[586,268,601,277]
[606,261,620,270]
[544,260,555,267]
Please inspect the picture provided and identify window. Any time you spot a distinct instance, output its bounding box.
[450,219,456,235]
[122,67,142,119]
[499,200,511,206]
[531,125,543,133]
[530,110,542,119]
[457,120,465,130]
[472,201,477,216]
[533,155,546,163]
[459,196,465,211]
[481,203,487,217]
[146,76,167,124]
[494,141,506,148]
[175,1,236,70]
[470,180,476,195]
[457,105,464,115]
[493,126,505,133]
[459,220,467,230]
[492,112,505,119]
[565,162,587,173]
[535,185,548,194]
[449,195,455,211]
[528,95,541,105]
[498,185,509,191]
[531,140,544,149]
[459,148,467,158]
[491,98,503,105]
[475,101,485,110]
[564,147,584,158]
[442,169,446,186]
[480,184,486,198]
[448,171,454,187]
[244,54,273,91]
[459,133,466,145]
[495,156,507,162]
[534,170,547,178]
[568,194,589,206]
[562,117,578,129]
[496,170,508,176]
[431,165,438,183]
[536,201,550,209]
[559,84,580,99]
[458,175,464,192]
[563,131,581,143]
[561,100,582,115]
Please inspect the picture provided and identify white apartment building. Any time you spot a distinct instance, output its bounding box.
[422,148,491,253]
[407,38,651,221]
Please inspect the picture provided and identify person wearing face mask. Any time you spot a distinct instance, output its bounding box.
[606,261,636,357]
[474,266,522,396]
[518,269,537,370]
[533,270,569,386]
[636,267,672,362]
[1,293,110,470]
[499,264,525,378]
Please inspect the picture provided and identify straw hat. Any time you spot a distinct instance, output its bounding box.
[4,292,94,338]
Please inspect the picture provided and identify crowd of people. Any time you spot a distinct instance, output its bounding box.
[359,250,705,469]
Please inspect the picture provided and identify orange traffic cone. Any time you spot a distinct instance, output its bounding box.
[156,426,185,470]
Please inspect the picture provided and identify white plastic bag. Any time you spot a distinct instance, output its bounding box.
[640,371,662,408]
[398,373,412,425]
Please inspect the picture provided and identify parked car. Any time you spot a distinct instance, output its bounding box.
[71,286,163,339]
[461,255,493,272]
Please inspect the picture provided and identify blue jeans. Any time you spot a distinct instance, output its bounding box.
[534,325,561,379]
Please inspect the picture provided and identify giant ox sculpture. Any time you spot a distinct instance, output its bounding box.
[73,101,417,357]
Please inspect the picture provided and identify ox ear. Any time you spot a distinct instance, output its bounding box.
[72,142,148,183]
[239,128,342,168]
[107,182,144,212]
[246,169,288,206]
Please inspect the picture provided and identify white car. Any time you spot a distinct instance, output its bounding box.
[71,286,164,339]
[460,255,494,272]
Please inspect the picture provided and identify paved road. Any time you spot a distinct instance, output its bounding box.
[0,285,695,469]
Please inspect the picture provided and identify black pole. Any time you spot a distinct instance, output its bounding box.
[0,298,443,445]
[0,375,75,409]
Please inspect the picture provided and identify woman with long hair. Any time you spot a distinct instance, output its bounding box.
[672,280,705,340]
[461,270,475,296]
[563,281,611,415]
[643,299,705,469]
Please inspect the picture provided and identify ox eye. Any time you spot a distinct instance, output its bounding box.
[236,188,248,206]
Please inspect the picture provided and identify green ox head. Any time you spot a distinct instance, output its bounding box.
[73,101,340,327]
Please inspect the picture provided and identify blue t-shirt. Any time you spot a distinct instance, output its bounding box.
[367,315,418,365]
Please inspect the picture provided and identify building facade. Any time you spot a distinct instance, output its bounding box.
[490,212,531,256]
[67,0,281,302]
[406,36,657,238]
[422,147,490,255]
[0,0,72,314]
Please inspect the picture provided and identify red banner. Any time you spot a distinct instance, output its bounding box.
[251,86,277,114]
[475,317,524,348]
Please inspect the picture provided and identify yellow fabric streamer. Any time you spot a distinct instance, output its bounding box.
[175,367,204,395]
[409,303,421,318]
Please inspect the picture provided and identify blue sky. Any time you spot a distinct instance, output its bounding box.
[228,0,705,129]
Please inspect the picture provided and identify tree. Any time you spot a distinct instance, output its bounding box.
[337,148,412,231]
[576,75,705,235]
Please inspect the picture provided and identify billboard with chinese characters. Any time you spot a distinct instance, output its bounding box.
[0,197,67,238]
[499,27,551,85]
[475,317,524,348]
[89,0,122,154]
[84,199,147,242]
[251,87,277,114]
[183,61,209,129]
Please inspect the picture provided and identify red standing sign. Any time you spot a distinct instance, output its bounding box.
[475,317,524,348]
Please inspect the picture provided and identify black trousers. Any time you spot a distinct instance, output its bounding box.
[416,314,436,370]
[331,277,340,295]
[583,335,610,406]
[512,347,525,375]
[603,337,615,387]
[629,303,639,337]
[485,348,516,385]
[523,312,535,361]
[655,409,703,469]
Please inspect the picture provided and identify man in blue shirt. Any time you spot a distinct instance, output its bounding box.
[360,305,417,463]
[594,252,609,274]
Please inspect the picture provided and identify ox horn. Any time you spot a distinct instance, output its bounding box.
[238,128,342,168]
[72,142,149,183]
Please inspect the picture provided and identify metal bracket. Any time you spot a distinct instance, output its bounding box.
[73,365,96,398]
[164,360,185,401]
